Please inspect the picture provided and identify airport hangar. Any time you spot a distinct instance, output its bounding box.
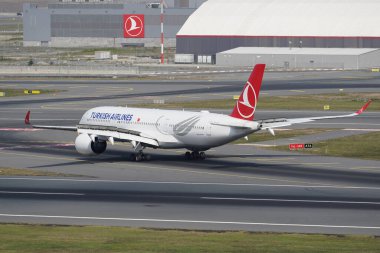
[22,0,380,69]
[175,0,380,69]
[23,0,206,48]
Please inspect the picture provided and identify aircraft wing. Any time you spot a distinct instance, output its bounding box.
[77,128,159,147]
[260,100,372,130]
[24,111,78,131]
[24,111,159,147]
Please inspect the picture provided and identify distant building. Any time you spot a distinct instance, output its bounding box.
[216,47,380,70]
[23,0,205,47]
[176,0,380,65]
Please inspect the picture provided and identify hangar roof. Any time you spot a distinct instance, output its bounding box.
[177,0,380,37]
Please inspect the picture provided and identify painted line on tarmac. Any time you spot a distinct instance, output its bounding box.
[304,123,380,127]
[0,213,379,230]
[0,150,373,188]
[0,191,84,196]
[1,178,380,190]
[119,162,327,186]
[344,129,380,132]
[349,167,380,172]
[296,163,339,166]
[68,86,89,89]
[0,128,42,132]
[0,143,74,151]
[202,197,380,205]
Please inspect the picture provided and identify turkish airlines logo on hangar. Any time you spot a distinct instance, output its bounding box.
[123,14,145,38]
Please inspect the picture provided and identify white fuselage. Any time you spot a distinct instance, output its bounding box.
[77,106,260,151]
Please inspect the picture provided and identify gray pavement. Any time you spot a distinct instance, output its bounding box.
[252,129,376,147]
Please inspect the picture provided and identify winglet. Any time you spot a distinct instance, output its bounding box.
[25,111,31,125]
[356,100,372,115]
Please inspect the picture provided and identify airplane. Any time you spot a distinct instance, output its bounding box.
[24,64,372,162]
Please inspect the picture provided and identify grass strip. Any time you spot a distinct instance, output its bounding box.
[0,89,63,97]
[0,167,83,177]
[234,128,337,144]
[132,93,379,111]
[0,224,379,253]
[271,131,380,161]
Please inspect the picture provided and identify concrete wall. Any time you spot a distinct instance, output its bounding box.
[23,4,51,42]
[23,1,203,47]
[49,37,176,48]
[360,50,380,68]
[177,37,380,56]
[216,50,380,70]
[0,65,140,77]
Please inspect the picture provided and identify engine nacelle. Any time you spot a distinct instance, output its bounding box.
[75,134,107,155]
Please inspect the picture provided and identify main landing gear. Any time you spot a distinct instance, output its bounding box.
[130,151,151,162]
[185,151,206,160]
[130,141,150,162]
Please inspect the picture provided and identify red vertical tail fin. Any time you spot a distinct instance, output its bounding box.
[25,111,31,125]
[230,64,266,121]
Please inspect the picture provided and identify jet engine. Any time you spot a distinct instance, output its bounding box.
[75,134,107,155]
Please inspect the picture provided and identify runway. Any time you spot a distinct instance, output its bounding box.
[1,177,380,234]
[0,70,380,235]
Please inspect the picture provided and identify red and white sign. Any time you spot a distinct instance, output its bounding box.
[289,143,313,150]
[289,143,305,150]
[123,14,145,38]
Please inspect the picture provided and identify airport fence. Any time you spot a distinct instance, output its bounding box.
[0,65,140,77]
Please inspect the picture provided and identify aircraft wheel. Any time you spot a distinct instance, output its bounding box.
[136,153,143,162]
[136,154,143,162]
[130,154,136,161]
[185,152,191,160]
[200,152,206,160]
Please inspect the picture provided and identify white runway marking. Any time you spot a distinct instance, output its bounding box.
[304,123,380,126]
[344,129,380,132]
[0,143,74,150]
[0,213,379,230]
[202,197,380,205]
[0,191,84,196]
[1,178,380,190]
[0,128,42,132]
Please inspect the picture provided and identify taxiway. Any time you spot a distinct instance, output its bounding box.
[0,70,379,234]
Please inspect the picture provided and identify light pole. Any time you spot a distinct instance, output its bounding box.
[160,0,164,64]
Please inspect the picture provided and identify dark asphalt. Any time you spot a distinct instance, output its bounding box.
[1,73,380,106]
[1,178,380,234]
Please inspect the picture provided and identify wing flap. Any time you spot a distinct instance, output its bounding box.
[32,125,78,131]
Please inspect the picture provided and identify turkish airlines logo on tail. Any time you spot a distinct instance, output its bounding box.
[236,81,257,119]
[123,14,145,38]
[230,64,265,121]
